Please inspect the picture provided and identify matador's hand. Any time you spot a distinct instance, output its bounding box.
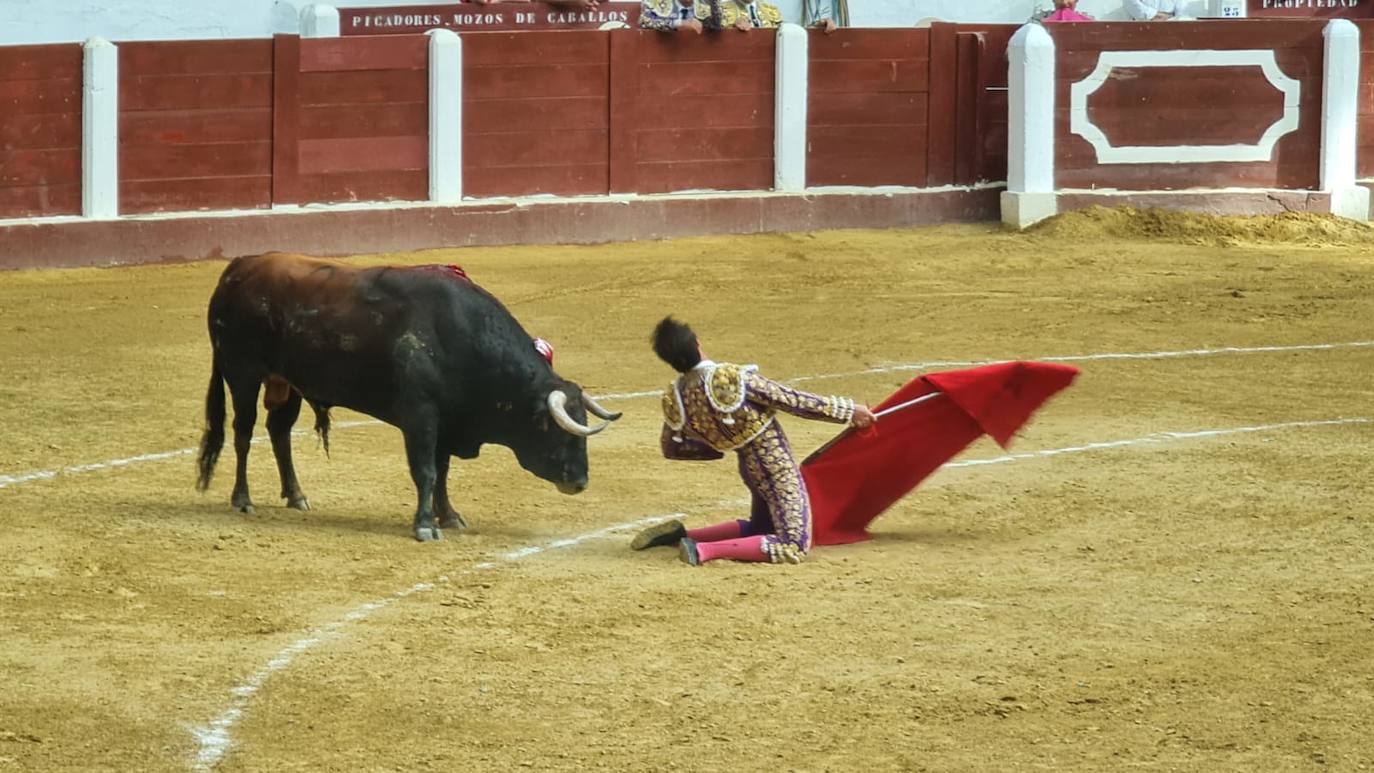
[851,405,876,428]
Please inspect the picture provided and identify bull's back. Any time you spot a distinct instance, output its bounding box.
[213,252,368,311]
[208,252,419,413]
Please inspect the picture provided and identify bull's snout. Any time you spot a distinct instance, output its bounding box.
[556,476,588,495]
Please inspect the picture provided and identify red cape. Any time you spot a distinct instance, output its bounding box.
[801,361,1079,545]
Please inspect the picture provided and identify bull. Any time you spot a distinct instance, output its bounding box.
[194,252,621,541]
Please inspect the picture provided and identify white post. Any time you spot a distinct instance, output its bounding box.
[1320,19,1368,221]
[428,29,463,204]
[300,4,341,38]
[82,37,118,220]
[1001,23,1057,229]
[774,23,808,192]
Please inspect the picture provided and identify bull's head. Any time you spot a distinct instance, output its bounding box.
[508,381,621,495]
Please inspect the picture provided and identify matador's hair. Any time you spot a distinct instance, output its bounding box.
[652,316,702,373]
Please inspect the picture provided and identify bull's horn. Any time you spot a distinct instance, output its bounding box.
[582,393,623,421]
[547,390,607,437]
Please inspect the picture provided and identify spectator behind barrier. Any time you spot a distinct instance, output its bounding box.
[720,0,782,30]
[1125,0,1192,20]
[1033,0,1094,23]
[477,0,603,8]
[640,0,719,32]
[804,0,846,34]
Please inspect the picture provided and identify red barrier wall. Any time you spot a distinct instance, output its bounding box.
[1356,20,1374,179]
[807,29,930,187]
[1,28,1017,219]
[119,40,274,213]
[463,32,610,197]
[610,32,775,194]
[916,24,1016,187]
[1051,21,1325,191]
[275,34,430,204]
[958,24,1015,185]
[0,44,82,219]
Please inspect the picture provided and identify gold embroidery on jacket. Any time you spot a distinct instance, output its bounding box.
[661,384,686,431]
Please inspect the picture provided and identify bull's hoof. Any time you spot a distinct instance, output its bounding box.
[286,496,311,512]
[414,525,444,542]
[438,511,468,530]
[231,490,254,514]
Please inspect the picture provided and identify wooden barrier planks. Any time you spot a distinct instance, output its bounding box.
[0,43,82,218]
[610,31,774,194]
[463,31,610,198]
[807,28,930,187]
[924,23,1015,186]
[277,34,430,205]
[1356,20,1374,179]
[118,39,274,213]
[972,24,1014,184]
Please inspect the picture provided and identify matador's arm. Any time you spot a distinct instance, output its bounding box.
[744,372,856,424]
[660,423,725,460]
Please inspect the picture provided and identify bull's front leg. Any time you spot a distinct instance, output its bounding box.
[434,452,467,530]
[402,420,442,542]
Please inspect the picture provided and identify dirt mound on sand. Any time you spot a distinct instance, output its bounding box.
[1025,206,1374,247]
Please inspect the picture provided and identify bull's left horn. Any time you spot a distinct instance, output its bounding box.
[582,393,623,421]
[548,390,607,437]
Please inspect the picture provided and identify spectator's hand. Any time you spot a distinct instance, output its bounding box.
[1155,11,1172,19]
[818,18,838,34]
[559,0,601,8]
[678,17,704,33]
[851,405,876,429]
[733,16,753,30]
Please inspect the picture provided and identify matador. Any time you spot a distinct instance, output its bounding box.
[632,316,874,565]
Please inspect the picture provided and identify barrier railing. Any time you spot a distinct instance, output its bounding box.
[0,26,1011,222]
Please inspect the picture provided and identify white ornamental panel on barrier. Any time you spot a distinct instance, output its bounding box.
[1068,49,1300,165]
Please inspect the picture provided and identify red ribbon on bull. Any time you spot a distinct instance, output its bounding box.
[533,337,554,365]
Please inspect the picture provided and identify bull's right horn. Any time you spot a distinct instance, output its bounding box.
[548,390,608,437]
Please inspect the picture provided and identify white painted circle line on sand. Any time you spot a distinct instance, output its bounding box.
[4,340,1372,492]
[188,513,682,771]
[186,415,1368,770]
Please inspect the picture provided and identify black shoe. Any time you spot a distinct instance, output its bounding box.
[678,537,701,566]
[631,519,687,550]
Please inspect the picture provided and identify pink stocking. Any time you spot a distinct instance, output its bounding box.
[685,519,748,543]
[695,535,770,564]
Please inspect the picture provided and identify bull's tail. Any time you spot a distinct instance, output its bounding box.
[196,360,227,491]
[309,400,332,457]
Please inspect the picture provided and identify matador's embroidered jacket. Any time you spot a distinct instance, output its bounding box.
[661,360,855,562]
[640,0,720,30]
[719,0,782,28]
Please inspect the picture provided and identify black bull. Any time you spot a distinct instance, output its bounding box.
[195,252,621,541]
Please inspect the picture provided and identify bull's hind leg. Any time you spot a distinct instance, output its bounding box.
[434,452,467,530]
[225,374,262,514]
[402,421,442,542]
[265,379,310,511]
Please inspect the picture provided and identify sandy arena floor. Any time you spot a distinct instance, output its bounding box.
[1,208,1371,771]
